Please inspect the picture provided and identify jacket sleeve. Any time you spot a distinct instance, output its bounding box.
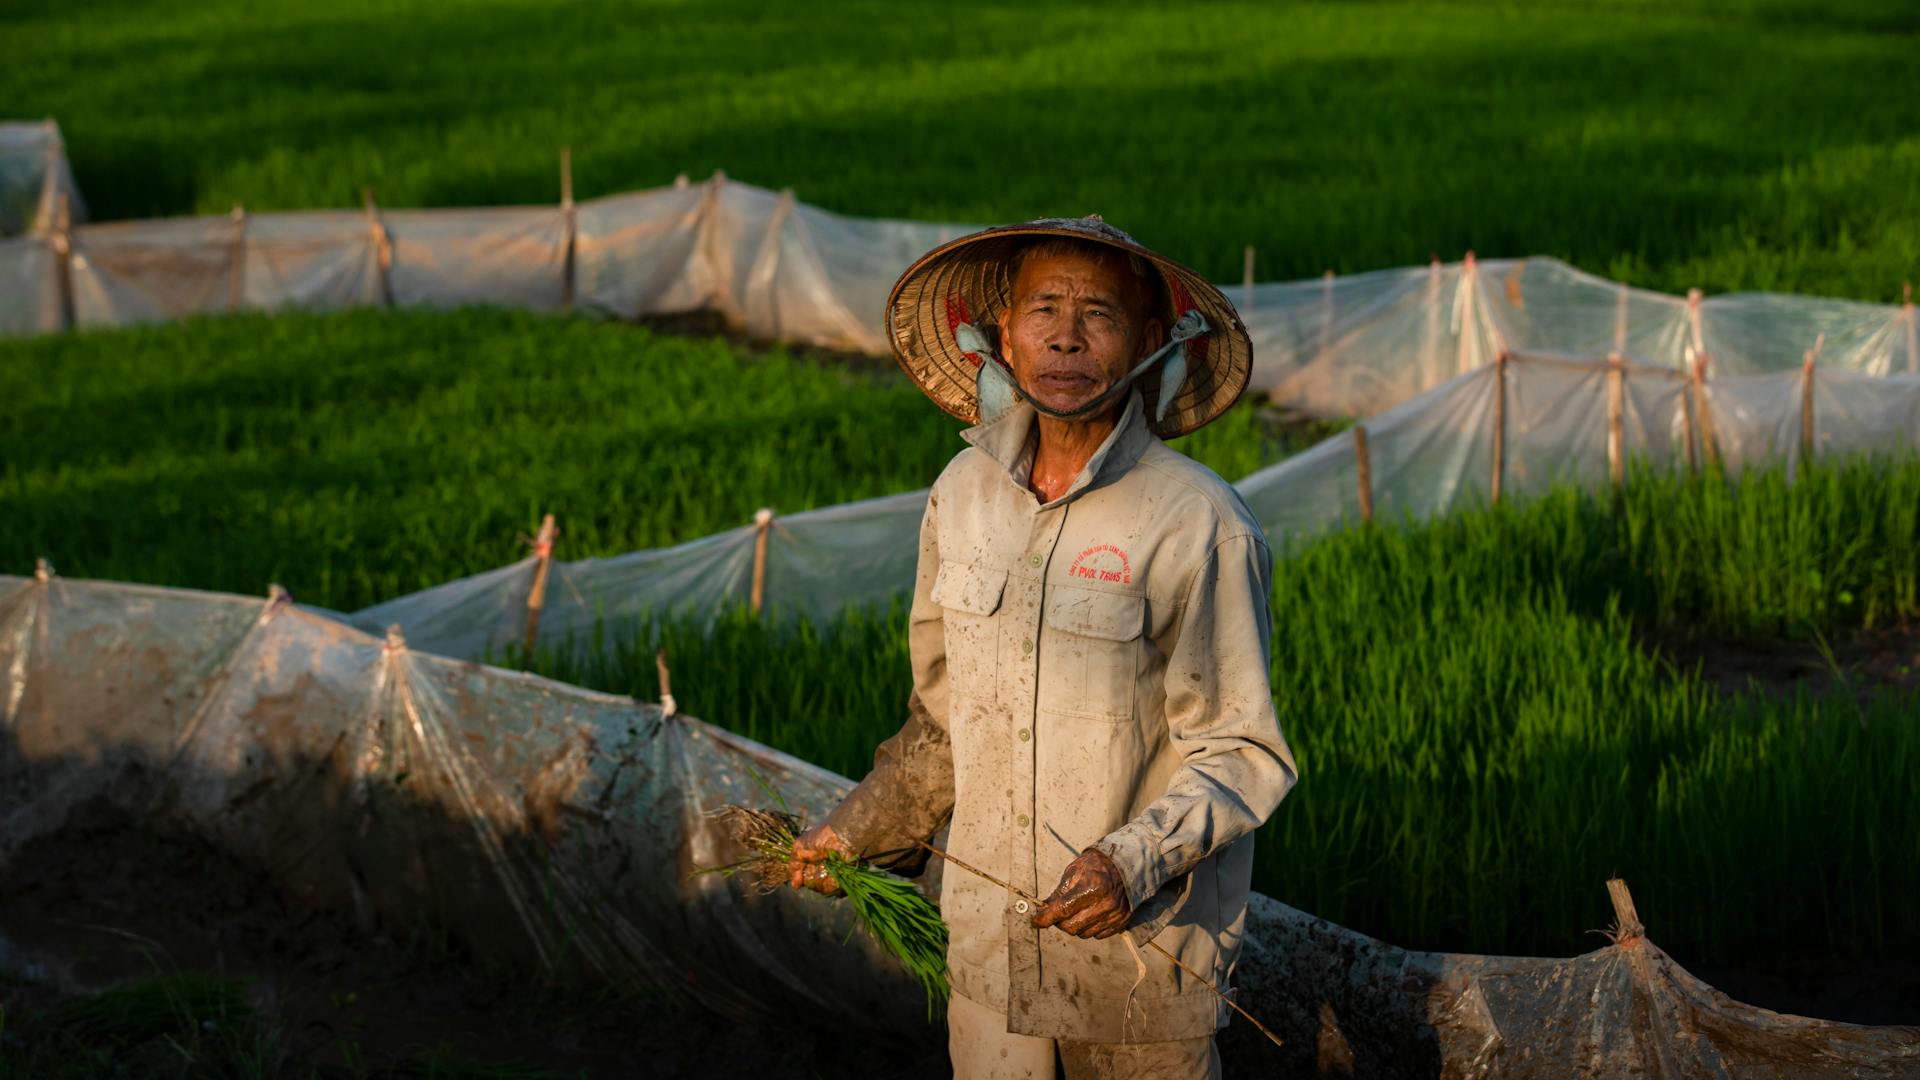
[1093,530,1297,920]
[822,491,955,873]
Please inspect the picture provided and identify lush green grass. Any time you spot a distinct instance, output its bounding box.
[0,308,1306,609]
[521,458,1920,965]
[4,1,1917,299]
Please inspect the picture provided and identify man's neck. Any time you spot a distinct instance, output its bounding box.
[1027,409,1120,504]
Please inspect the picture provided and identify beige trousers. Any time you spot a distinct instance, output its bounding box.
[947,991,1221,1080]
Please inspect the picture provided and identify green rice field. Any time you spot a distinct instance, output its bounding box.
[4,0,1919,992]
[5,0,1919,299]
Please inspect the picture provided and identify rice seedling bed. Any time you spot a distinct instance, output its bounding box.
[7,1,1918,300]
[521,458,1920,971]
[0,308,1311,611]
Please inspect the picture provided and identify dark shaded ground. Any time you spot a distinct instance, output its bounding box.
[0,803,946,1079]
[1645,617,1920,703]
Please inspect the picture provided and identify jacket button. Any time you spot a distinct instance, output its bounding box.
[1017,728,1030,741]
[1014,899,1030,914]
[1022,638,1033,654]
[1017,814,1029,828]
[1028,554,1042,567]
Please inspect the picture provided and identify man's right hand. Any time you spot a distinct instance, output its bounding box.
[789,822,855,895]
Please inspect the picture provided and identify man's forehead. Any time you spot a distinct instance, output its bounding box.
[1010,248,1143,303]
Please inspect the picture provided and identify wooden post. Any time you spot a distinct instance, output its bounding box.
[52,191,76,330]
[362,187,394,307]
[560,146,576,314]
[34,557,52,583]
[1491,352,1509,503]
[1606,353,1625,493]
[522,514,558,655]
[1242,245,1255,315]
[1353,425,1373,524]
[228,203,247,312]
[1606,878,1644,942]
[750,507,774,616]
[656,647,676,717]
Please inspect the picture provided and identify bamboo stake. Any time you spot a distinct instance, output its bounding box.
[1693,353,1722,473]
[34,557,52,583]
[522,514,558,655]
[1681,351,1700,475]
[915,841,1285,1050]
[1606,353,1625,493]
[1353,425,1373,523]
[1456,252,1479,375]
[1318,268,1335,360]
[750,508,775,616]
[1800,336,1822,470]
[52,191,76,330]
[1242,245,1255,315]
[362,188,394,307]
[228,203,247,312]
[656,647,676,717]
[1605,878,1644,942]
[1491,352,1509,503]
[1903,283,1915,376]
[1613,280,1629,355]
[560,146,576,313]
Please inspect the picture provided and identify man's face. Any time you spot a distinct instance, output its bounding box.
[998,249,1164,419]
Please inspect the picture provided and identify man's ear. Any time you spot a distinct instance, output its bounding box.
[1140,316,1166,360]
[996,306,1013,365]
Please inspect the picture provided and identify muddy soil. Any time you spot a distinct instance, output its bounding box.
[0,802,945,1079]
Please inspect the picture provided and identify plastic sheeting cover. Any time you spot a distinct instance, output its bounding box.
[354,358,1920,660]
[4,572,1916,1076]
[0,120,85,238]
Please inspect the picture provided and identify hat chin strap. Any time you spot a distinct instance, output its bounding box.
[961,309,1210,426]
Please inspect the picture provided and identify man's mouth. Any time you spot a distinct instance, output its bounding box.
[1033,371,1099,392]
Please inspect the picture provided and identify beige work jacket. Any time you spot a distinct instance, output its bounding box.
[827,390,1297,1043]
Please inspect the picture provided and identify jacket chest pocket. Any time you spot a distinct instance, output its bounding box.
[932,561,1007,699]
[1039,584,1145,722]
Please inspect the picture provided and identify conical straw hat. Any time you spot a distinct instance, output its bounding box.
[886,216,1252,439]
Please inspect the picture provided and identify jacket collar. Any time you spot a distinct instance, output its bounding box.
[960,390,1155,508]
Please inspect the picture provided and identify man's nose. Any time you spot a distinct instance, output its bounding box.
[1047,323,1086,353]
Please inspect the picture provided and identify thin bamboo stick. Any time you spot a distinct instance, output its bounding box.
[1800,342,1819,468]
[1613,281,1629,355]
[1681,352,1699,475]
[52,192,76,330]
[227,203,247,312]
[560,146,576,313]
[1694,353,1722,473]
[750,508,775,616]
[362,187,394,307]
[915,841,1285,1050]
[1318,268,1334,359]
[1491,352,1509,503]
[1242,245,1255,315]
[522,514,558,655]
[1606,353,1625,493]
[1353,425,1373,523]
[1904,282,1916,376]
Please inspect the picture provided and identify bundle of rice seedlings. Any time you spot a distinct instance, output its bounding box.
[706,803,949,1013]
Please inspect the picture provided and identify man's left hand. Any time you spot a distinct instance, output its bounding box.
[1031,849,1131,939]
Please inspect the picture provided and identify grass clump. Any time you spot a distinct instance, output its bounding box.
[708,804,949,1015]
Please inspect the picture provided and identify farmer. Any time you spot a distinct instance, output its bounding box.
[789,217,1296,1079]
